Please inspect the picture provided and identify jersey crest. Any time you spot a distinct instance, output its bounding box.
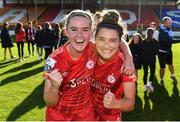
[107,73,116,84]
[86,60,95,70]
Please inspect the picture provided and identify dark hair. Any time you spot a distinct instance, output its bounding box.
[15,22,23,34]
[3,22,9,28]
[102,9,122,24]
[54,23,60,31]
[162,16,172,23]
[37,25,42,30]
[95,21,123,41]
[145,27,154,40]
[129,33,143,45]
[44,22,51,29]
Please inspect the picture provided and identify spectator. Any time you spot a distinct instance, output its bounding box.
[92,11,102,34]
[0,22,15,60]
[34,25,43,60]
[15,22,25,62]
[121,22,129,42]
[158,16,177,86]
[140,28,159,93]
[25,21,36,56]
[53,23,61,49]
[149,21,159,41]
[57,22,68,47]
[41,22,56,59]
[129,33,143,91]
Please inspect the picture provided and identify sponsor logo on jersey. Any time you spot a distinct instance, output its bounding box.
[86,60,94,69]
[91,81,109,92]
[107,74,115,83]
[69,77,93,88]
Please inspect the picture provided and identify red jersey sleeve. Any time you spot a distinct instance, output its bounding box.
[121,74,136,83]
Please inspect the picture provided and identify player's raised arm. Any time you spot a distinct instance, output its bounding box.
[44,69,63,107]
[103,81,136,112]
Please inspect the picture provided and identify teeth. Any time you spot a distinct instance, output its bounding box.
[76,39,84,43]
[103,50,111,53]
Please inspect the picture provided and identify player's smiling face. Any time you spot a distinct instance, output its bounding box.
[95,28,120,63]
[67,16,92,54]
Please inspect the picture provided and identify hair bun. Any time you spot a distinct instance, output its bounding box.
[102,13,118,24]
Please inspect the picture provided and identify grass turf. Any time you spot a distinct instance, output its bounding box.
[0,42,180,121]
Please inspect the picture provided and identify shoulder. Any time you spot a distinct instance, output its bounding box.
[45,46,65,71]
[86,42,97,58]
[50,46,65,58]
[22,28,25,32]
[117,51,124,62]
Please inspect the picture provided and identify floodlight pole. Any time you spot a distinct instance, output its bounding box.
[34,0,37,28]
[177,0,180,9]
[61,0,64,17]
[160,0,163,21]
[35,0,37,19]
[138,0,141,24]
[3,0,6,7]
[81,0,84,10]
[26,1,29,22]
[98,0,101,10]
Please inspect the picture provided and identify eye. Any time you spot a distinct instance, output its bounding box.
[97,37,105,42]
[71,28,77,31]
[83,28,90,32]
[110,39,118,43]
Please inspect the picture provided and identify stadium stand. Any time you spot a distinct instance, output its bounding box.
[0,7,46,28]
[154,5,180,30]
[0,0,179,38]
[38,7,60,25]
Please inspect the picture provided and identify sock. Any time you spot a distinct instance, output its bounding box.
[171,74,175,77]
[148,81,152,86]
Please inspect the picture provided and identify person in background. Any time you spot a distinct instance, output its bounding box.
[57,22,68,47]
[149,22,159,78]
[140,28,159,93]
[121,22,129,43]
[25,21,36,56]
[158,16,177,86]
[15,22,25,62]
[41,22,56,59]
[149,21,159,41]
[53,23,61,49]
[129,33,143,92]
[92,11,102,34]
[34,25,43,61]
[92,19,136,121]
[0,22,15,60]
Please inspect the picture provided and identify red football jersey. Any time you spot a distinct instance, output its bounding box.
[91,51,136,119]
[44,42,97,120]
